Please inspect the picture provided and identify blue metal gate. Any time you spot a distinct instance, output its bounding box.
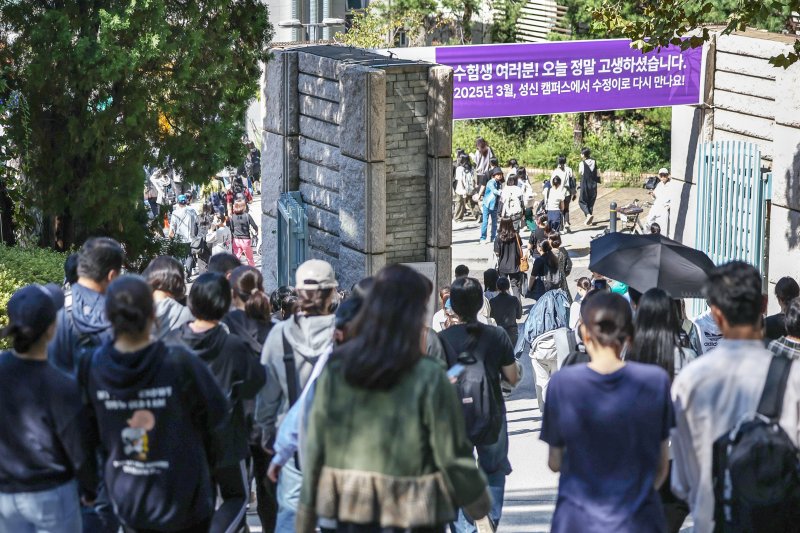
[277,191,309,287]
[695,141,771,273]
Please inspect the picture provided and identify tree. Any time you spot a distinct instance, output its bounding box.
[0,1,273,254]
[593,0,800,67]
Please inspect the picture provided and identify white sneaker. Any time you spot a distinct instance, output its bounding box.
[586,214,594,225]
[475,516,496,533]
[479,239,486,244]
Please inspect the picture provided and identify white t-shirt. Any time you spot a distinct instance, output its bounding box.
[551,166,574,188]
[652,179,680,210]
[545,185,569,211]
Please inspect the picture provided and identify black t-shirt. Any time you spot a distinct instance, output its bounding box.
[765,313,786,341]
[478,173,489,189]
[229,213,257,239]
[0,352,96,494]
[489,293,523,334]
[438,323,516,406]
[494,237,521,275]
[529,227,548,251]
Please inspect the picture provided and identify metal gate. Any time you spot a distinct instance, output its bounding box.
[277,191,309,287]
[695,141,771,273]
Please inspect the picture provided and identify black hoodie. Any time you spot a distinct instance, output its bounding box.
[85,341,229,531]
[165,323,266,465]
[221,309,272,358]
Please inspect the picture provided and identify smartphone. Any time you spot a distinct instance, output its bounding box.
[447,364,466,379]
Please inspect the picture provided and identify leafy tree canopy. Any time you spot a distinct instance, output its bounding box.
[591,0,800,67]
[0,0,273,252]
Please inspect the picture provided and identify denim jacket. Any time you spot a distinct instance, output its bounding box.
[483,179,501,210]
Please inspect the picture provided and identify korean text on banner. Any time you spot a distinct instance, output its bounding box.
[434,40,704,120]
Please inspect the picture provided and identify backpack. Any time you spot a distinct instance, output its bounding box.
[453,325,503,447]
[505,193,523,216]
[712,355,800,532]
[65,304,105,375]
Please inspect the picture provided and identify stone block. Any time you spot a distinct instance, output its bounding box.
[261,132,299,215]
[298,73,340,102]
[427,66,454,158]
[716,51,777,80]
[770,125,800,211]
[261,213,279,292]
[298,51,339,80]
[714,109,773,141]
[299,160,339,191]
[426,246,452,291]
[299,94,340,124]
[337,246,386,290]
[338,155,386,254]
[716,33,795,61]
[306,204,340,236]
[264,51,299,135]
[299,137,340,170]
[715,90,775,121]
[339,65,386,162]
[299,181,339,212]
[300,115,339,145]
[309,226,340,260]
[426,156,453,248]
[775,62,800,128]
[715,71,776,101]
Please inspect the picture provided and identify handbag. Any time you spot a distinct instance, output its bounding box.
[516,235,529,273]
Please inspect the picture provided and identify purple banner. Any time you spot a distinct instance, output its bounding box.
[434,40,703,120]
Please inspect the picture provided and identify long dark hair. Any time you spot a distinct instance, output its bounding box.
[627,288,681,379]
[539,240,558,270]
[340,265,431,390]
[230,266,271,322]
[580,292,633,352]
[498,217,516,242]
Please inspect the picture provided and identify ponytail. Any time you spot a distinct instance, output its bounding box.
[230,266,271,322]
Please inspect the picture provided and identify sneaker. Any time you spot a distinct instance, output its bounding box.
[479,239,486,244]
[475,516,496,533]
[586,214,594,225]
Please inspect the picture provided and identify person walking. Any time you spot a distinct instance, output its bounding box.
[528,215,553,257]
[169,194,199,275]
[479,168,503,244]
[578,148,601,225]
[255,260,338,532]
[229,199,258,267]
[548,232,573,303]
[207,213,233,255]
[670,262,800,533]
[453,153,473,222]
[494,218,524,298]
[765,276,800,341]
[296,268,494,533]
[541,292,673,533]
[768,298,800,359]
[500,174,525,231]
[545,176,569,232]
[551,156,576,231]
[490,277,523,348]
[0,284,97,533]
[165,272,267,533]
[645,169,679,235]
[194,203,215,274]
[82,275,232,533]
[473,137,494,181]
[528,240,561,301]
[142,256,194,340]
[438,276,520,532]
[626,288,697,533]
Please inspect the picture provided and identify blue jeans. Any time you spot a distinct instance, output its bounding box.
[275,461,303,533]
[480,205,498,241]
[0,480,81,533]
[547,209,563,232]
[452,418,511,533]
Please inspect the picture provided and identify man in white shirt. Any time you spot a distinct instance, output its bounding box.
[551,156,575,231]
[646,168,680,235]
[169,194,198,275]
[671,261,800,532]
[544,176,570,232]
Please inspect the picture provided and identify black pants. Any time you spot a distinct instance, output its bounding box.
[658,464,689,533]
[579,184,597,216]
[561,193,574,224]
[124,518,211,533]
[211,461,249,533]
[250,445,278,533]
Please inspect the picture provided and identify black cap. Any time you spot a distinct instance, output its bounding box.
[490,167,504,177]
[7,284,65,338]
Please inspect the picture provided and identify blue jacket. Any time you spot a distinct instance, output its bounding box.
[483,179,501,210]
[48,283,113,375]
[515,289,570,357]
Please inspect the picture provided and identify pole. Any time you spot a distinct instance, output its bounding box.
[609,201,617,233]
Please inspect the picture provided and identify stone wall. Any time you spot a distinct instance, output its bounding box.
[670,31,800,312]
[261,46,453,292]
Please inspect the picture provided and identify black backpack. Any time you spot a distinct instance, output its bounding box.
[452,325,503,447]
[712,355,800,532]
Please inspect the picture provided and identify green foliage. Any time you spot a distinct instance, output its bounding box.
[453,110,670,180]
[335,4,414,48]
[0,0,273,252]
[490,0,525,43]
[0,244,67,340]
[592,0,800,67]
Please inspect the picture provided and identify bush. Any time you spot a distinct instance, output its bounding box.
[0,244,67,345]
[453,108,670,181]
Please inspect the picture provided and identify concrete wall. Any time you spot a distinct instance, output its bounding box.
[671,31,800,312]
[261,46,453,292]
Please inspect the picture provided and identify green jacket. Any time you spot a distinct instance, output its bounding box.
[297,356,490,532]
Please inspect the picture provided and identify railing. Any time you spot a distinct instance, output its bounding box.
[277,192,309,288]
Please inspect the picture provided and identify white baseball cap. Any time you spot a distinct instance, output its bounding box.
[658,168,670,175]
[295,259,338,290]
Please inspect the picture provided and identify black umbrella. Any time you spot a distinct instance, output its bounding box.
[589,233,716,298]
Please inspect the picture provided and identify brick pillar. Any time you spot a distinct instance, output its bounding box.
[261,50,299,291]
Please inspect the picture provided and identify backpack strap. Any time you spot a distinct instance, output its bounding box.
[283,332,300,407]
[757,355,794,420]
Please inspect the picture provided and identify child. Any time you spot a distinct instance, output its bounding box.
[206,214,232,255]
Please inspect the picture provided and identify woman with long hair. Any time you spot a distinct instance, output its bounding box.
[528,240,560,301]
[626,288,696,533]
[223,265,273,357]
[548,232,573,303]
[229,198,258,266]
[541,292,672,533]
[494,217,523,297]
[143,255,194,339]
[297,265,491,533]
[528,214,553,257]
[500,174,524,231]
